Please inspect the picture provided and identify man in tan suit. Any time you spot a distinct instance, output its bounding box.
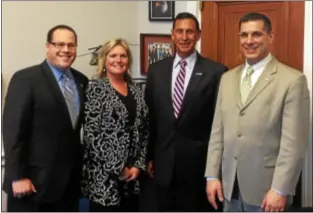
[205,12,310,212]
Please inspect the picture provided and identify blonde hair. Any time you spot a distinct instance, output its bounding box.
[94,38,133,82]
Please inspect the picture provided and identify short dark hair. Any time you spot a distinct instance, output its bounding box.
[47,24,77,44]
[172,12,200,32]
[239,12,272,33]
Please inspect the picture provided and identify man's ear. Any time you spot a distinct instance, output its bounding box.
[171,29,175,41]
[269,31,274,44]
[45,43,50,54]
[197,30,201,41]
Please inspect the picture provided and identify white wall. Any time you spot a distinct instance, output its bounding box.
[1,1,190,87]
[2,1,138,90]
[1,0,195,87]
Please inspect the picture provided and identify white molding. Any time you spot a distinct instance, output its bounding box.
[302,1,312,207]
[1,155,4,167]
[1,141,4,167]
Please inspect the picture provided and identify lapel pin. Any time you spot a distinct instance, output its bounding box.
[195,73,202,76]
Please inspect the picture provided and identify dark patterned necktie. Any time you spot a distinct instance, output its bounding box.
[61,72,78,127]
[173,59,187,118]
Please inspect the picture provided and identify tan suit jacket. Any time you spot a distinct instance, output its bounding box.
[205,57,310,206]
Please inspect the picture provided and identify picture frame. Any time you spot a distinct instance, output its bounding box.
[149,1,175,21]
[140,33,175,75]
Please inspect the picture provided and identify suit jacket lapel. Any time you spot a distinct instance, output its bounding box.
[41,61,70,115]
[178,54,204,119]
[41,61,78,129]
[163,57,176,122]
[242,57,278,110]
[234,65,244,110]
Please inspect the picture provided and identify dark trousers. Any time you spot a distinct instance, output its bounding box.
[7,180,79,212]
[138,177,158,211]
[89,194,138,212]
[155,173,218,212]
[7,195,78,212]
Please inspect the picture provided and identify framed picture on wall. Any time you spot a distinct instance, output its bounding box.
[149,1,175,21]
[140,33,175,75]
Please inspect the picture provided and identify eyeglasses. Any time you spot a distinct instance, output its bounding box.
[50,41,77,50]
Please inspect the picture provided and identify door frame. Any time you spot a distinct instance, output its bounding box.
[200,1,304,71]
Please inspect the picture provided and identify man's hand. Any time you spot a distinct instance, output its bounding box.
[206,179,224,210]
[261,189,287,212]
[147,160,154,178]
[12,178,36,197]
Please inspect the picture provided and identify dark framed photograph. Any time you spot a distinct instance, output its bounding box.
[140,33,175,75]
[149,1,175,21]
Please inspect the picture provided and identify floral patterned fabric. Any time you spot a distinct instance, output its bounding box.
[81,78,149,206]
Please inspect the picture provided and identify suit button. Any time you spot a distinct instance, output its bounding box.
[237,133,242,137]
[234,156,237,160]
[240,111,245,116]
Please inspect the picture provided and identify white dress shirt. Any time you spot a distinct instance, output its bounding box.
[241,53,273,87]
[171,51,197,97]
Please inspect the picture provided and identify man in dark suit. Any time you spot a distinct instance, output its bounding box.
[2,25,88,212]
[145,12,228,211]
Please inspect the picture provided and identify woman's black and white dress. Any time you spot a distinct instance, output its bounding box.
[81,78,149,207]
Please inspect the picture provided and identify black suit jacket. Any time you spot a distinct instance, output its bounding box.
[145,53,227,187]
[2,61,88,202]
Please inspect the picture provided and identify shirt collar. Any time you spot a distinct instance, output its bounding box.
[244,53,273,71]
[173,51,197,69]
[46,60,71,81]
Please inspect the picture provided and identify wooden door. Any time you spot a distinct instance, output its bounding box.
[201,1,304,71]
[200,1,304,208]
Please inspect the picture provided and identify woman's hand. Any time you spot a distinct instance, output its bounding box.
[123,167,140,182]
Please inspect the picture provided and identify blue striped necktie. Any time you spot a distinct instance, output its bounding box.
[173,59,187,118]
[61,72,78,127]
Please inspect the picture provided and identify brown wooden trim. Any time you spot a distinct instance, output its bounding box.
[201,1,304,71]
[288,1,304,71]
[201,2,219,61]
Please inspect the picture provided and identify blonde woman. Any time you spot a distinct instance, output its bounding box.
[81,38,149,212]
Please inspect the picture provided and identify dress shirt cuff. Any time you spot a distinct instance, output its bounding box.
[206,176,219,181]
[271,188,287,196]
